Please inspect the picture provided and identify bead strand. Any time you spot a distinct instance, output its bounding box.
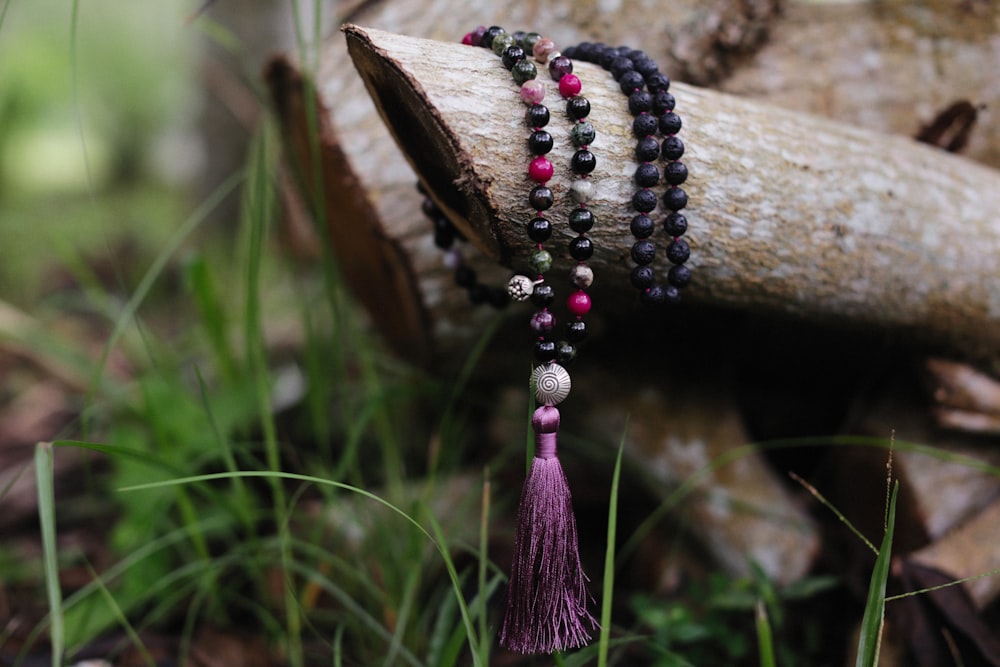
[465,26,561,366]
[467,26,596,370]
[537,35,595,367]
[419,185,510,309]
[564,42,692,304]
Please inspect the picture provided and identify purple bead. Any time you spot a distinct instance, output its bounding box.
[548,55,573,81]
[531,309,556,333]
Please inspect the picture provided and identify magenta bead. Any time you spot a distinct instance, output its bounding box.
[558,74,582,98]
[566,290,591,316]
[528,156,554,183]
[520,80,545,105]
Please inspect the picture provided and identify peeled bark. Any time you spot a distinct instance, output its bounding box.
[342,25,1000,358]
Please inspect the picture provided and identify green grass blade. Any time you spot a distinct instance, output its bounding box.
[35,443,64,667]
[755,600,776,667]
[86,563,157,667]
[855,480,898,667]
[598,435,625,667]
[477,468,491,666]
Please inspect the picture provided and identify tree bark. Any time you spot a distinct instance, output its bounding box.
[343,25,1000,358]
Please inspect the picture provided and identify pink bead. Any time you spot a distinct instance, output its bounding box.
[520,80,545,105]
[461,32,475,45]
[533,38,557,62]
[528,156,554,183]
[566,290,592,316]
[558,73,582,98]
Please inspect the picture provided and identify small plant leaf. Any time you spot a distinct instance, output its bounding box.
[855,480,899,667]
[755,600,776,667]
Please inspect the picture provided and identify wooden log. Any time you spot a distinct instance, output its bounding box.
[343,25,1000,358]
[270,1,781,362]
[721,0,1000,169]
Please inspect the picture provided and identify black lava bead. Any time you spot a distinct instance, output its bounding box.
[634,163,659,187]
[668,264,692,288]
[664,161,688,186]
[661,136,685,160]
[619,70,645,94]
[631,239,656,265]
[632,188,658,213]
[659,111,682,135]
[628,90,653,115]
[663,187,688,211]
[664,212,688,237]
[630,265,655,289]
[635,136,660,162]
[630,214,655,238]
[646,71,670,93]
[653,91,676,114]
[632,113,658,138]
[667,238,691,264]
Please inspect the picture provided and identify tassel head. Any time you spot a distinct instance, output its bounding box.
[499,404,597,654]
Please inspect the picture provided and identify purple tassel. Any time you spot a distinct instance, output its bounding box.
[499,405,598,654]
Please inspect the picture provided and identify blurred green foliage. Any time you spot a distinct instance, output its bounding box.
[0,0,199,305]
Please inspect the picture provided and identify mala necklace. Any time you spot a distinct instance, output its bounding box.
[463,25,598,655]
[436,28,695,656]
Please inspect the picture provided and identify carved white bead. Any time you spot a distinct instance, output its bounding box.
[532,363,571,405]
[507,274,535,301]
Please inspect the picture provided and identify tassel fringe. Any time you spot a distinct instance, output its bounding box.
[499,405,597,654]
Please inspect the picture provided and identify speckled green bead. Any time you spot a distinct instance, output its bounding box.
[512,60,538,85]
[492,33,516,56]
[520,32,542,53]
[571,121,596,147]
[529,249,553,274]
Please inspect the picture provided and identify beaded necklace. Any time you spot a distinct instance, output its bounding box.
[463,25,599,655]
[427,29,694,656]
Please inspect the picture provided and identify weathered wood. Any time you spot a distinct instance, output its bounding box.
[722,0,1000,169]
[343,25,1000,358]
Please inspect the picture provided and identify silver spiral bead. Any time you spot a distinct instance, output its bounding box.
[532,363,571,405]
